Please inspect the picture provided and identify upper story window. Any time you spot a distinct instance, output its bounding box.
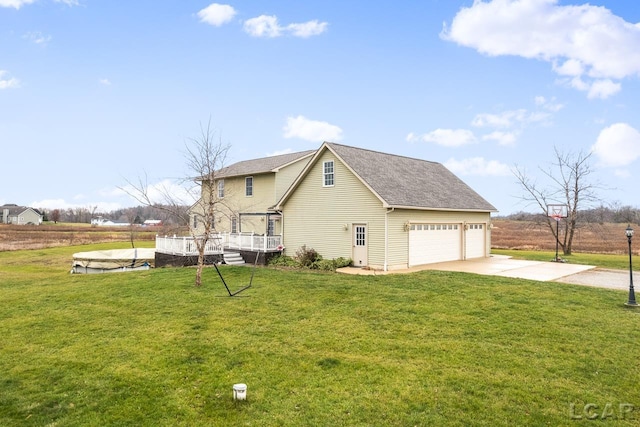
[245,176,253,196]
[217,179,224,198]
[323,161,334,187]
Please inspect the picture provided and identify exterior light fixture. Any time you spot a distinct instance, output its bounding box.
[625,225,637,307]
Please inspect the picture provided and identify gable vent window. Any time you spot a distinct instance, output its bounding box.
[245,176,253,197]
[323,161,334,187]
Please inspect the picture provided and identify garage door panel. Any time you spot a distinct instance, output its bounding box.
[466,223,485,259]
[409,223,461,266]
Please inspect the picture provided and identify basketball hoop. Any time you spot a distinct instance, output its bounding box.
[546,204,568,262]
[547,204,568,220]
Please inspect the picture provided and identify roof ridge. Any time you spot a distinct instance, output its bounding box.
[324,141,440,165]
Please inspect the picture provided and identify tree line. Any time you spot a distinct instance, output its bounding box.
[41,204,188,226]
[499,204,640,225]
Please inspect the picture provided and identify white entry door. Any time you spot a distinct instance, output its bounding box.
[352,224,368,267]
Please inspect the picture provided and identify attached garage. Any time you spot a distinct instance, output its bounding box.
[409,223,462,266]
[408,222,488,266]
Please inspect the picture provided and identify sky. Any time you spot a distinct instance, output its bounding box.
[1,0,640,216]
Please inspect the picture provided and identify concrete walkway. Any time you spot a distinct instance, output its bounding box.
[337,255,632,291]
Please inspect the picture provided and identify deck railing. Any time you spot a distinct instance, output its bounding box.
[156,233,282,255]
[155,235,224,256]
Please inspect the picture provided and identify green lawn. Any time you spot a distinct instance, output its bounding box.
[2,244,640,426]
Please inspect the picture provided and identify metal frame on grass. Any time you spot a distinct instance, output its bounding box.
[213,251,259,297]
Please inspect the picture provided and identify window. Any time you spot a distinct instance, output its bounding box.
[217,179,224,198]
[267,218,275,236]
[323,161,334,186]
[193,215,198,229]
[245,177,253,196]
[355,225,366,246]
[231,217,237,234]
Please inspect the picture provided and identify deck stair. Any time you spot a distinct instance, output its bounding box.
[223,252,246,266]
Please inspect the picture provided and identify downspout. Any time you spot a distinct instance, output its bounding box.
[384,207,395,271]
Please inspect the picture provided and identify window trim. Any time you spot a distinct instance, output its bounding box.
[323,160,334,187]
[217,179,224,198]
[245,176,253,197]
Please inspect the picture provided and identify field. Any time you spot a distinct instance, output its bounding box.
[0,223,164,251]
[491,219,635,255]
[2,219,635,255]
[2,223,640,425]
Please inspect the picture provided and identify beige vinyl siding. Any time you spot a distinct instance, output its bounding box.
[282,151,387,264]
[203,174,277,234]
[274,158,310,202]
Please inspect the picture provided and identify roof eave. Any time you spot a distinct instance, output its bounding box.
[386,204,498,213]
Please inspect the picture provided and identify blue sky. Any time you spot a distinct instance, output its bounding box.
[1,0,639,216]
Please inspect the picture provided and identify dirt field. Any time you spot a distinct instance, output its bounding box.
[491,219,635,255]
[0,224,162,251]
[0,220,635,255]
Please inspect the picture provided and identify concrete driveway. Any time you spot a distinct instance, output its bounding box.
[338,255,632,291]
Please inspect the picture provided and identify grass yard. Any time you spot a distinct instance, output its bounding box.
[2,244,640,426]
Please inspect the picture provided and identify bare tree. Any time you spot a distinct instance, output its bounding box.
[513,147,602,255]
[122,119,230,286]
[50,209,61,224]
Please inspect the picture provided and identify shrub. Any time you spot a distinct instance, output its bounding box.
[334,257,352,268]
[271,247,352,271]
[295,245,321,268]
[314,259,336,271]
[267,254,298,267]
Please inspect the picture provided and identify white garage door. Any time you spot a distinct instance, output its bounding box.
[465,223,486,259]
[409,223,462,266]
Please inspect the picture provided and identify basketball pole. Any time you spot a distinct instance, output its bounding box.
[555,216,559,261]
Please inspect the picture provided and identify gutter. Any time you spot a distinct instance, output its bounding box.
[384,207,395,271]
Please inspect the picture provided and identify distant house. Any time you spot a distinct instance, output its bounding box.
[143,219,163,226]
[0,204,43,225]
[91,216,130,227]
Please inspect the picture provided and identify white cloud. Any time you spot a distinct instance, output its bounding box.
[443,0,640,99]
[198,3,236,27]
[267,148,294,157]
[283,115,343,142]
[592,123,640,167]
[472,109,548,128]
[0,0,35,8]
[99,78,111,85]
[244,15,328,38]
[23,31,52,45]
[1,0,77,7]
[409,128,477,147]
[535,95,564,112]
[444,157,511,176]
[482,131,517,146]
[244,15,282,38]
[587,79,621,99]
[286,20,328,38]
[0,70,20,89]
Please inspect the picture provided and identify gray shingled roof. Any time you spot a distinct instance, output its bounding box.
[214,150,315,179]
[326,143,497,211]
[0,204,40,215]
